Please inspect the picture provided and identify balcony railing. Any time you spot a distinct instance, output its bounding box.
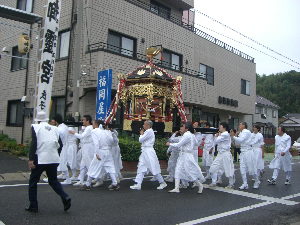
[124,0,254,63]
[87,42,206,80]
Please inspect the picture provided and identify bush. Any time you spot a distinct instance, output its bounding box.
[7,139,17,150]
[264,145,275,153]
[0,134,9,149]
[119,134,168,161]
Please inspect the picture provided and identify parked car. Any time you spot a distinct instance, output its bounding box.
[292,137,300,151]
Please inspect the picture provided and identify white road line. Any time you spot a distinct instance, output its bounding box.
[178,202,273,225]
[0,220,5,225]
[213,187,299,206]
[281,193,300,200]
[0,183,48,187]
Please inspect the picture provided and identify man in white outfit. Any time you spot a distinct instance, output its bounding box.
[54,114,72,185]
[202,122,215,180]
[251,125,265,179]
[81,120,120,191]
[69,115,94,186]
[166,122,204,194]
[231,122,259,189]
[165,131,181,183]
[207,122,234,189]
[193,121,202,164]
[111,129,123,181]
[130,120,167,190]
[268,126,292,185]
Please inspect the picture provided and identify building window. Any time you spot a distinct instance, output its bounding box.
[11,46,27,71]
[262,107,266,114]
[161,50,181,70]
[255,106,261,114]
[50,97,65,119]
[107,31,136,57]
[56,30,70,59]
[199,64,214,85]
[17,0,33,13]
[241,79,250,95]
[150,0,171,20]
[7,100,23,126]
[272,110,276,118]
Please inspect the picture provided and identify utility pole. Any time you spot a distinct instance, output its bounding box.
[72,0,83,122]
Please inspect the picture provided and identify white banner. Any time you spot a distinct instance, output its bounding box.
[34,0,61,120]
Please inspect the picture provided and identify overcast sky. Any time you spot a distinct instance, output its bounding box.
[194,0,300,75]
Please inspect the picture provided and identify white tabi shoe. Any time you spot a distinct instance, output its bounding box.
[164,176,170,181]
[169,188,180,193]
[93,180,103,187]
[150,177,157,182]
[179,183,188,189]
[130,184,141,190]
[70,176,78,181]
[61,179,72,185]
[57,174,66,179]
[198,183,204,194]
[216,179,222,184]
[43,178,48,183]
[191,182,198,188]
[253,181,260,189]
[157,182,167,190]
[91,179,97,184]
[165,177,174,183]
[208,183,217,189]
[239,183,249,190]
[73,181,83,187]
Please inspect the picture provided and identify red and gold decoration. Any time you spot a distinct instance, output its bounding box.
[104,47,188,133]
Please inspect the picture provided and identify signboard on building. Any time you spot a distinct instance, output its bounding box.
[96,69,112,120]
[34,0,61,119]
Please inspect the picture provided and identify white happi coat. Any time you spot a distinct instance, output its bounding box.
[167,134,181,177]
[251,132,264,170]
[269,133,292,172]
[87,128,115,178]
[202,133,215,167]
[75,125,94,169]
[32,122,60,164]
[210,131,234,177]
[170,131,205,182]
[193,132,202,163]
[137,128,161,176]
[234,129,256,175]
[111,130,123,174]
[57,123,70,171]
[66,126,78,169]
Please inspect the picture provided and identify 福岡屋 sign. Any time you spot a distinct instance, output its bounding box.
[96,69,112,120]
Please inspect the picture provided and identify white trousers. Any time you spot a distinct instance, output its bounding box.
[272,169,291,180]
[78,166,88,183]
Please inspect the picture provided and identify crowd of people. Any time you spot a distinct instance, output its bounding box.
[25,112,292,212]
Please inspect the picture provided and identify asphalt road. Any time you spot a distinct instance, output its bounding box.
[0,152,300,225]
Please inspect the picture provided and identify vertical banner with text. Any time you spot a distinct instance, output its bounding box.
[34,0,61,120]
[96,69,112,120]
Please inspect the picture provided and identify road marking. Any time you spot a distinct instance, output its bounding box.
[281,193,300,200]
[178,202,273,225]
[213,187,299,206]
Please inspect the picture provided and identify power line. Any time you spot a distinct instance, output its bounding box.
[191,22,300,70]
[194,8,300,66]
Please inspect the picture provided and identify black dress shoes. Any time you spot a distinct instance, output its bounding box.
[25,206,38,212]
[63,197,71,211]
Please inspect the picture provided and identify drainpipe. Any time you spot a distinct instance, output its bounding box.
[64,0,75,119]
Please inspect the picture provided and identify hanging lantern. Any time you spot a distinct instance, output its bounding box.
[18,34,30,53]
